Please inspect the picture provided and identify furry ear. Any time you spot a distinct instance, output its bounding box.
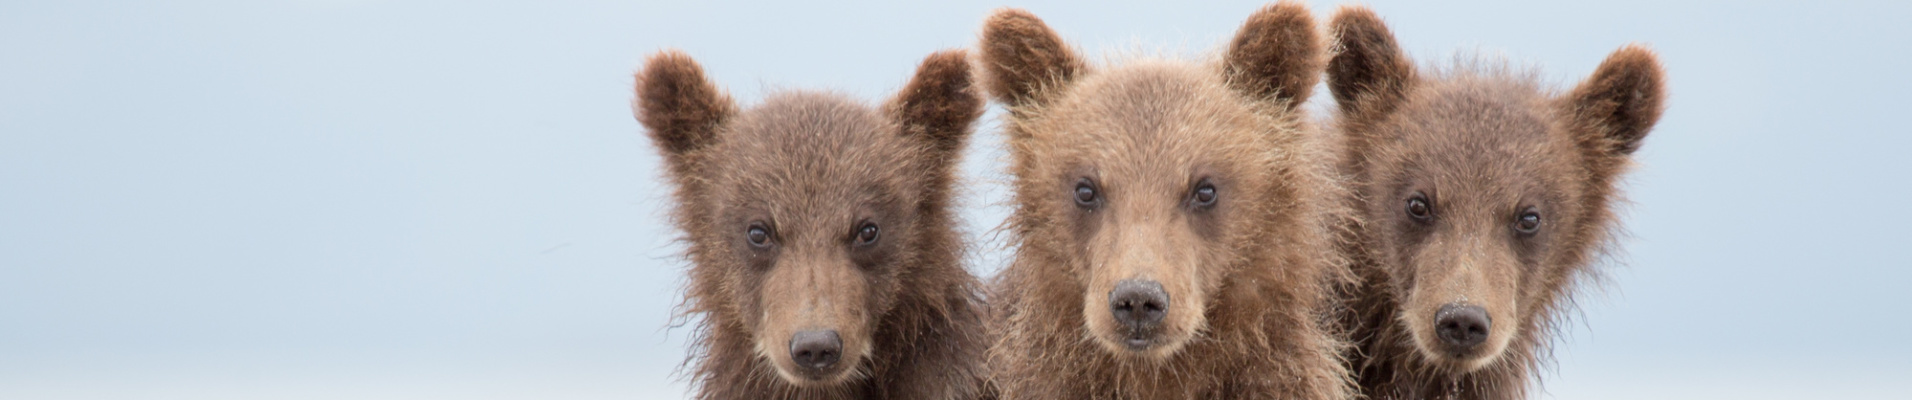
[1326,6,1415,115]
[887,49,986,156]
[635,50,735,166]
[978,8,1084,109]
[1565,44,1666,156]
[1224,1,1324,109]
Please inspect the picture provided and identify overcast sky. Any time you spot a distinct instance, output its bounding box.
[3,1,1908,399]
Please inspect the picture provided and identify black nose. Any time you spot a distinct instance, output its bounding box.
[1109,279,1169,339]
[1434,303,1491,350]
[789,330,842,371]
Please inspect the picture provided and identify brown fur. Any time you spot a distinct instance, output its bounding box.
[978,8,1086,113]
[979,3,1352,399]
[634,49,989,400]
[1224,3,1326,112]
[1324,6,1667,400]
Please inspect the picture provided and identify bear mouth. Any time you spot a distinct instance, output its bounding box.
[1438,349,1503,373]
[1439,346,1489,363]
[1414,334,1507,373]
[774,360,861,387]
[1123,333,1156,350]
[1098,324,1191,360]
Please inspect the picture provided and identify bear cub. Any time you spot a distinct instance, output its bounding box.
[635,49,990,399]
[1325,6,1667,400]
[979,2,1353,399]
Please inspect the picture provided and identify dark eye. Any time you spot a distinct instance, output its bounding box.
[855,222,880,245]
[1405,195,1432,220]
[1515,209,1542,234]
[746,223,772,248]
[1074,179,1099,208]
[1190,181,1217,208]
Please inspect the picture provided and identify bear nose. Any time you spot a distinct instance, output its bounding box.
[1109,279,1169,340]
[789,330,842,371]
[1434,303,1491,350]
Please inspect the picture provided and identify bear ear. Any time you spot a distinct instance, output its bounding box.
[1223,1,1325,110]
[1565,44,1666,157]
[634,50,735,167]
[978,8,1085,109]
[887,49,986,157]
[1326,6,1415,115]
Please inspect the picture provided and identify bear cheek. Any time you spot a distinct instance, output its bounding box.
[1078,263,1128,335]
[1374,225,1423,294]
[729,270,768,336]
[1074,222,1122,337]
[1156,260,1206,336]
[1477,310,1520,368]
[1399,287,1445,356]
[1079,284,1123,347]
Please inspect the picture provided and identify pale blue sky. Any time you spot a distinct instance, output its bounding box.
[2,1,1907,399]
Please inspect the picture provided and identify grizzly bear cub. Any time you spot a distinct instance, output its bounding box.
[978,3,1352,399]
[634,49,990,399]
[1324,6,1667,400]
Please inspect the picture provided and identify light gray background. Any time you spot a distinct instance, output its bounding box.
[3,1,1907,399]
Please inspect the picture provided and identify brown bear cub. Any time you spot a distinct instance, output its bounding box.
[1324,6,1667,400]
[634,49,989,399]
[979,3,1352,399]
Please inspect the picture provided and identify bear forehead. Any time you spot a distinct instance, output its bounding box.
[1366,79,1583,220]
[1022,62,1274,171]
[1386,79,1575,182]
[713,91,924,192]
[718,92,925,220]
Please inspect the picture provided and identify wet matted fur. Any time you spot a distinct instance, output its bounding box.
[635,49,990,399]
[1325,6,1667,400]
[978,3,1353,399]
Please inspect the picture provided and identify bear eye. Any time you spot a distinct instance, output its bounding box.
[1190,180,1217,208]
[1074,178,1099,209]
[1514,209,1542,235]
[855,222,880,246]
[746,223,772,248]
[1405,195,1432,221]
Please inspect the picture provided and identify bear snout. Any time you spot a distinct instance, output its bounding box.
[1108,279,1170,348]
[788,329,843,372]
[1433,303,1491,352]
